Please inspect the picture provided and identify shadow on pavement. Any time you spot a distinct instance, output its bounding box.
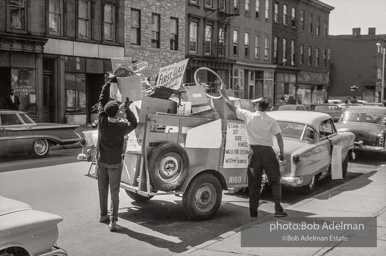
[116,199,252,253]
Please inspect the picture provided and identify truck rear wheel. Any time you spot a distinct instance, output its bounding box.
[182,173,222,220]
[148,142,189,191]
[125,190,153,202]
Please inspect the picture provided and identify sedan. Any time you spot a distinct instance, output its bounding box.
[0,196,67,256]
[0,110,79,157]
[267,111,355,194]
[309,103,344,122]
[335,106,386,154]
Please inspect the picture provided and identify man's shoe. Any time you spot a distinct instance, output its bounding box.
[109,221,117,232]
[99,215,110,223]
[274,211,288,217]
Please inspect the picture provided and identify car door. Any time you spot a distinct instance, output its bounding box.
[0,114,10,156]
[320,118,348,163]
[1,113,33,154]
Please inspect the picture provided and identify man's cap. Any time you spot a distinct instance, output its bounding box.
[251,97,263,103]
[104,101,119,117]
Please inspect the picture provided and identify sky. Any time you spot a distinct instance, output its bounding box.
[321,0,386,35]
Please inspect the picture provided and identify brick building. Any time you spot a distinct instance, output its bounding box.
[328,28,386,103]
[124,0,186,81]
[0,0,125,124]
[272,0,300,105]
[297,0,333,105]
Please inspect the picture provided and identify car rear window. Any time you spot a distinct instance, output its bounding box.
[19,114,35,124]
[341,112,386,124]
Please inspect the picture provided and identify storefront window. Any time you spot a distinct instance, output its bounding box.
[275,72,297,105]
[11,68,36,114]
[232,69,244,98]
[263,71,274,104]
[65,73,86,113]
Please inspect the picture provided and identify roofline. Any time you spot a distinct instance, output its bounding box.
[300,0,334,12]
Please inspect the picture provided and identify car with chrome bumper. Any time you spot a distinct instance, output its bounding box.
[267,111,355,194]
[0,196,67,256]
[335,106,386,154]
[0,110,79,157]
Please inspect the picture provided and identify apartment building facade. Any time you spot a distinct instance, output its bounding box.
[0,0,125,124]
[124,0,186,81]
[297,0,333,105]
[328,28,386,103]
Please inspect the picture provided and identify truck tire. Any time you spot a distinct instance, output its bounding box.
[182,173,222,220]
[125,190,153,202]
[148,142,189,191]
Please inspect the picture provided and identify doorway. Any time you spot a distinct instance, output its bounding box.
[86,74,105,123]
[0,68,11,109]
[43,58,56,123]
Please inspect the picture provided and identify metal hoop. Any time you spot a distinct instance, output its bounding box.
[194,67,225,99]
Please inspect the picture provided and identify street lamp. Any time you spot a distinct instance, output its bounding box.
[376,42,385,103]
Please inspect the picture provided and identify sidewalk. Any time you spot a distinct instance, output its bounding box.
[176,165,386,256]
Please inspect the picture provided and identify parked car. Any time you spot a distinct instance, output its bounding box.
[0,110,79,157]
[0,196,67,256]
[267,111,355,194]
[328,99,346,108]
[309,103,344,122]
[335,106,386,154]
[270,104,306,111]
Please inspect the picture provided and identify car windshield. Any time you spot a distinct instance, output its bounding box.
[277,121,306,140]
[341,112,386,124]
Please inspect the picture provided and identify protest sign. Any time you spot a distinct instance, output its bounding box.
[156,59,189,90]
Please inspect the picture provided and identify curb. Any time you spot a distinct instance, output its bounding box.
[174,164,385,255]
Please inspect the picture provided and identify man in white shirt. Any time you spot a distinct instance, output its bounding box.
[221,88,287,218]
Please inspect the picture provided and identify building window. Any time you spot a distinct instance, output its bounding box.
[234,0,239,13]
[255,0,260,18]
[378,68,382,80]
[219,0,226,11]
[205,0,213,8]
[316,16,320,35]
[104,4,115,41]
[131,9,140,45]
[300,44,304,65]
[273,36,278,64]
[308,46,312,66]
[315,48,319,66]
[291,7,296,27]
[233,30,239,55]
[274,2,279,23]
[283,4,287,25]
[245,32,250,57]
[255,35,260,59]
[309,13,313,33]
[300,10,305,30]
[245,0,250,16]
[204,24,213,55]
[170,17,178,50]
[189,21,198,53]
[78,0,91,39]
[324,19,328,36]
[232,69,244,98]
[151,13,160,48]
[323,49,327,67]
[219,27,225,56]
[65,72,86,114]
[265,0,270,20]
[49,0,62,35]
[291,40,295,66]
[264,36,270,60]
[9,0,26,30]
[283,38,287,63]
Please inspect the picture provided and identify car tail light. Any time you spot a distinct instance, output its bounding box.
[292,154,301,162]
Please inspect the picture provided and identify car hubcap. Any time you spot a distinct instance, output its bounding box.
[194,184,216,213]
[159,154,181,182]
[35,140,48,155]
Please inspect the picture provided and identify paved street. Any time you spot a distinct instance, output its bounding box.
[0,149,384,255]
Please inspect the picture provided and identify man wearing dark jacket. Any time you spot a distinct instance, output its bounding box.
[97,78,138,232]
[7,89,20,110]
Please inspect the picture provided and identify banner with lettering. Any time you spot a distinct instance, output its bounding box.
[156,58,189,90]
[223,122,250,168]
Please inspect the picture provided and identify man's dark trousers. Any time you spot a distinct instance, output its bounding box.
[248,145,282,217]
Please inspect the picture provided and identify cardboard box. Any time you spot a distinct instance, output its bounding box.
[177,101,192,115]
[117,76,143,101]
[138,96,177,123]
[181,85,209,106]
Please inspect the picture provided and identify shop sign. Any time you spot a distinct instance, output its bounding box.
[156,58,189,90]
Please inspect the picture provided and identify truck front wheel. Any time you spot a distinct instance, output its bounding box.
[182,173,222,220]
